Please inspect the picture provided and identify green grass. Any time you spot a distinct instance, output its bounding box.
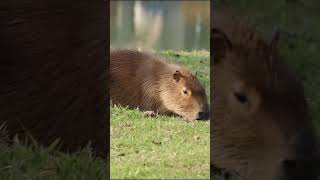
[0,138,107,180]
[110,50,210,179]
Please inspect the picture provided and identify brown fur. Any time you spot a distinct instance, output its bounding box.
[211,9,319,180]
[111,49,209,120]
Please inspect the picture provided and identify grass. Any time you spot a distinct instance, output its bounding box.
[0,137,107,180]
[110,50,210,179]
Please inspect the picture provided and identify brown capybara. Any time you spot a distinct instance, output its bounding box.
[110,49,209,121]
[211,10,319,180]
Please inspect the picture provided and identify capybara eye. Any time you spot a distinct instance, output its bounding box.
[183,89,188,95]
[234,92,248,104]
[182,87,189,96]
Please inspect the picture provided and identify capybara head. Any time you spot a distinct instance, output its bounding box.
[212,26,319,180]
[160,69,209,121]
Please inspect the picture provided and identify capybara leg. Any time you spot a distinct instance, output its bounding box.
[184,117,196,123]
[143,111,157,118]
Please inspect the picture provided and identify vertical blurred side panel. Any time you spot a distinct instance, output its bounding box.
[106,0,110,178]
[0,0,109,158]
[210,0,214,179]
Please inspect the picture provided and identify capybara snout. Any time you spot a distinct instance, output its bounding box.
[281,130,320,180]
[282,154,320,180]
[196,104,209,120]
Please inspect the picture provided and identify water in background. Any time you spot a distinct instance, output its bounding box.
[110,0,210,51]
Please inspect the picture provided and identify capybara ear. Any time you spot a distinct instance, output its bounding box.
[267,27,280,74]
[211,28,232,65]
[173,70,182,82]
[269,27,280,54]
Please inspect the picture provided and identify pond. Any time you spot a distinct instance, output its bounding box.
[110,0,210,51]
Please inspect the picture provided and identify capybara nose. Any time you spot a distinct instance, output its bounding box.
[282,157,320,180]
[196,111,209,120]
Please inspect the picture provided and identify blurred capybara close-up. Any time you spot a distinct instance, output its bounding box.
[211,10,319,180]
[110,49,209,121]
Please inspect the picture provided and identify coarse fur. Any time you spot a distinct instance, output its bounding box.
[111,49,209,120]
[211,9,319,180]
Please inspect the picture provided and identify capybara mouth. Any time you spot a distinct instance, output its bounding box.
[196,111,209,120]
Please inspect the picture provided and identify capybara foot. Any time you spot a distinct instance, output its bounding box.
[184,118,196,123]
[143,111,157,118]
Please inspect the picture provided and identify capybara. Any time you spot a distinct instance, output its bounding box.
[110,49,209,121]
[211,10,319,180]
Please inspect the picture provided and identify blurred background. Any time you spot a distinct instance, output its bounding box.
[110,0,210,51]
